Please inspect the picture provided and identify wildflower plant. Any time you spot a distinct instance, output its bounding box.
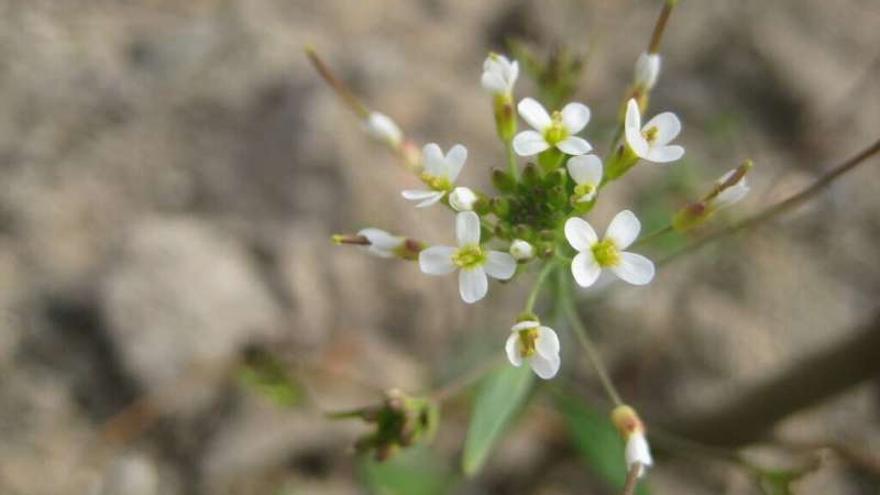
[304,0,775,490]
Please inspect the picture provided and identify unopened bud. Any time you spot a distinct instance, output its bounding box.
[509,239,534,261]
[611,405,653,478]
[449,186,478,212]
[364,112,403,149]
[634,52,661,90]
[672,160,752,232]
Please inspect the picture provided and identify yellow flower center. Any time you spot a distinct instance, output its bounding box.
[543,111,569,145]
[420,172,453,192]
[642,126,659,144]
[452,244,485,269]
[591,239,620,267]
[517,327,540,358]
[574,182,596,201]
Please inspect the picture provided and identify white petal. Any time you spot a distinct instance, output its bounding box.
[529,353,560,380]
[556,136,592,156]
[364,112,402,146]
[564,217,598,251]
[484,251,516,280]
[571,251,602,288]
[513,130,550,156]
[643,112,681,145]
[505,333,523,367]
[535,326,560,359]
[509,239,534,261]
[511,320,540,332]
[507,60,519,89]
[714,181,749,209]
[449,186,478,212]
[561,102,591,134]
[459,267,488,304]
[518,97,551,131]
[625,100,649,157]
[358,228,401,257]
[422,143,445,176]
[566,154,603,185]
[611,252,655,286]
[444,144,468,181]
[626,433,654,477]
[401,189,445,207]
[634,52,661,90]
[418,246,457,275]
[455,211,481,246]
[646,144,685,163]
[605,210,641,250]
[481,71,507,93]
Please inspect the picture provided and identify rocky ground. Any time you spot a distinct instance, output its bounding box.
[0,0,879,494]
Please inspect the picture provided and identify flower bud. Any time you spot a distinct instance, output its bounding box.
[612,405,653,478]
[634,52,661,91]
[364,112,402,149]
[672,160,752,232]
[509,239,534,261]
[449,186,478,212]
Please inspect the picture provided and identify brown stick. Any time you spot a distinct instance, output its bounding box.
[665,309,880,447]
[621,463,642,495]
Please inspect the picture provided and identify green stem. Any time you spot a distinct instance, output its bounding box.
[524,262,557,314]
[633,224,674,248]
[558,270,624,406]
[506,139,519,181]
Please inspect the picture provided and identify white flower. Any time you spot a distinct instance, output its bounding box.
[509,239,534,261]
[712,168,750,209]
[624,99,684,163]
[419,211,516,304]
[505,321,560,379]
[566,154,603,203]
[625,432,654,478]
[449,186,478,212]
[513,98,592,156]
[634,52,661,90]
[402,143,467,208]
[364,112,402,148]
[565,210,655,287]
[481,53,519,94]
[358,228,404,258]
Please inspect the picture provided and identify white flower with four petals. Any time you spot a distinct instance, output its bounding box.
[419,211,516,303]
[624,98,684,164]
[566,154,603,203]
[513,98,592,156]
[565,210,655,288]
[402,143,468,207]
[505,320,561,379]
[481,53,519,95]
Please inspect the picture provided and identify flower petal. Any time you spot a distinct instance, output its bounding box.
[511,320,540,332]
[484,251,516,280]
[566,154,603,185]
[624,99,649,157]
[459,267,488,304]
[512,130,550,156]
[571,251,602,288]
[529,352,560,380]
[418,246,457,275]
[422,143,445,176]
[536,326,560,359]
[611,252,655,286]
[518,97,551,131]
[626,432,654,478]
[646,144,685,163]
[564,217,598,251]
[401,189,445,207]
[561,102,591,134]
[714,180,749,209]
[455,211,481,246]
[643,111,681,146]
[445,144,468,181]
[556,136,592,156]
[605,209,641,249]
[505,333,523,367]
[358,228,401,257]
[481,72,507,93]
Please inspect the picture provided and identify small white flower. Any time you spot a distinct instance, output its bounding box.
[624,99,684,163]
[481,53,519,94]
[625,432,654,478]
[358,228,404,258]
[565,210,655,287]
[566,154,603,203]
[419,211,516,304]
[513,98,592,156]
[509,239,534,261]
[449,186,478,212]
[634,52,661,90]
[712,168,750,209]
[505,321,560,379]
[364,112,402,148]
[402,143,467,208]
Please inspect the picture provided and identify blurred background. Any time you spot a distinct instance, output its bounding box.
[0,0,879,494]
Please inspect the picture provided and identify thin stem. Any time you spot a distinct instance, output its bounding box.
[633,224,674,248]
[431,357,505,403]
[558,270,624,406]
[524,262,557,313]
[506,139,519,181]
[662,137,880,265]
[621,463,642,495]
[648,0,678,54]
[304,45,369,119]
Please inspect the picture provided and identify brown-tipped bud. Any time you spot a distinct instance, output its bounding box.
[611,404,645,439]
[673,160,753,233]
[332,234,370,246]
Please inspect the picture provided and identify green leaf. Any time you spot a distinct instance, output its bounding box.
[360,445,454,495]
[461,364,534,476]
[556,393,649,495]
